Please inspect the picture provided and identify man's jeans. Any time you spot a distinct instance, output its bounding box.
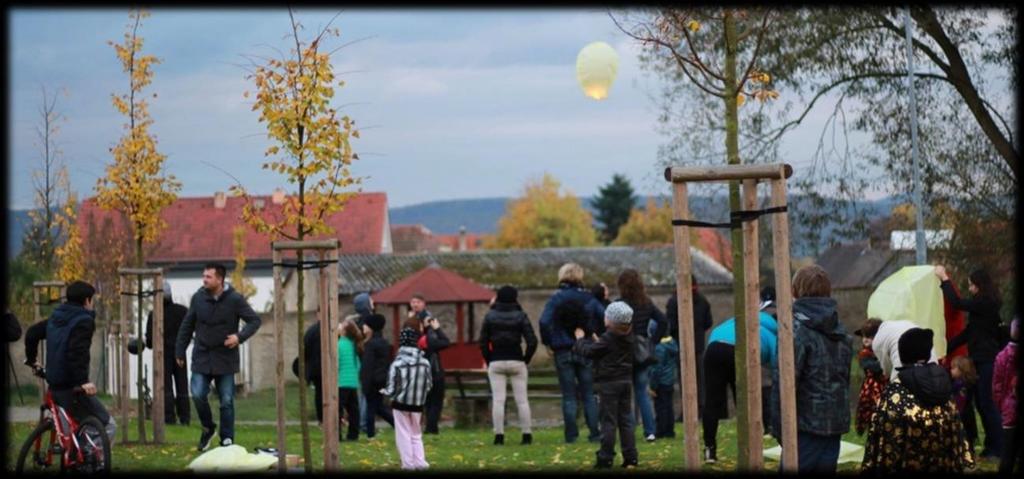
[554,350,600,443]
[191,372,235,441]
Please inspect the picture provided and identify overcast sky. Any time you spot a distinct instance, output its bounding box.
[9,7,989,211]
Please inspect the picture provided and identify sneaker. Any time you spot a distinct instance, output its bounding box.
[594,458,613,469]
[704,446,717,464]
[520,433,532,445]
[493,434,504,445]
[621,459,639,468]
[197,427,216,451]
[220,437,233,447]
[645,433,656,442]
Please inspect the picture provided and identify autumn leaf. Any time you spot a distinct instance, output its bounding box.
[688,20,700,32]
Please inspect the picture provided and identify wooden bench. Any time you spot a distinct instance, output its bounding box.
[446,369,563,428]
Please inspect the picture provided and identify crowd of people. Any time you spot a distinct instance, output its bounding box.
[10,259,1021,473]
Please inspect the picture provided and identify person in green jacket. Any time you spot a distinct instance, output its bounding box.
[338,318,364,441]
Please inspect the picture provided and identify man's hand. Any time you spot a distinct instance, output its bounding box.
[574,328,585,340]
[176,358,185,368]
[224,334,240,349]
[81,383,97,396]
[650,388,657,398]
[428,318,440,330]
[934,265,949,281]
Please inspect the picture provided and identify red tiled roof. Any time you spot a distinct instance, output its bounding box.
[391,224,440,254]
[435,233,484,252]
[78,192,389,263]
[695,229,733,270]
[372,265,494,304]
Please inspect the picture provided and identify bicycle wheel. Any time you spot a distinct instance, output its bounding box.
[15,418,57,473]
[74,416,111,474]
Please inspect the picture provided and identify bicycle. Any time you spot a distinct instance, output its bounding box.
[15,365,111,474]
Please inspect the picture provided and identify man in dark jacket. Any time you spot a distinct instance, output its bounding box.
[769,265,852,473]
[573,301,637,468]
[175,263,261,451]
[45,281,117,443]
[665,277,713,417]
[411,293,450,434]
[361,313,394,438]
[302,321,324,423]
[145,282,191,426]
[539,263,605,444]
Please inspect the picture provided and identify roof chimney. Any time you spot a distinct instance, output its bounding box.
[458,226,467,252]
[214,191,226,209]
[272,188,286,205]
[254,198,265,210]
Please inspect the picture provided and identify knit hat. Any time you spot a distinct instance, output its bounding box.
[605,301,634,325]
[898,327,934,365]
[400,327,420,347]
[496,285,518,304]
[365,313,386,332]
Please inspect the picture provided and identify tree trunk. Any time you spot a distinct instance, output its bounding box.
[135,238,147,443]
[296,247,312,473]
[723,10,751,470]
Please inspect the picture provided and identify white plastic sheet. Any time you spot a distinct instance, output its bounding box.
[187,444,278,473]
[763,440,864,464]
[866,265,946,356]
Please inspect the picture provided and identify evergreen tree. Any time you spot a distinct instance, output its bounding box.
[590,173,637,244]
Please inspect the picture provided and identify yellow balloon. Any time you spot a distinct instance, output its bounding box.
[576,41,619,100]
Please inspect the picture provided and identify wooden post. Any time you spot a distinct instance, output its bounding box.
[119,275,130,444]
[740,179,763,469]
[771,176,798,471]
[152,273,165,444]
[669,181,701,470]
[319,250,339,470]
[272,247,286,472]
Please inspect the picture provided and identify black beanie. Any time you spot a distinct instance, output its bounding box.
[496,285,518,304]
[898,327,934,365]
[365,313,386,332]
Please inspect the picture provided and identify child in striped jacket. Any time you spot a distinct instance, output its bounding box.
[381,326,433,470]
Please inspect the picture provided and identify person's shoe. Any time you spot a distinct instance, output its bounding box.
[220,437,233,447]
[594,458,613,469]
[645,433,656,442]
[197,426,216,451]
[704,446,717,464]
[493,434,504,445]
[520,433,532,445]
[621,458,639,468]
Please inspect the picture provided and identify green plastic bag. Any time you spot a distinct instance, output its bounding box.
[866,265,946,356]
[187,444,278,473]
[763,440,864,464]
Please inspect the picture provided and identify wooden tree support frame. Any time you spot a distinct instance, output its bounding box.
[271,239,341,472]
[117,268,165,445]
[32,281,67,404]
[664,163,798,472]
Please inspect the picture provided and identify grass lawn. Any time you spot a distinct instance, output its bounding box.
[6,380,999,473]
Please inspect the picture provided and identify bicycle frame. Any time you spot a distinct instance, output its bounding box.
[31,388,95,470]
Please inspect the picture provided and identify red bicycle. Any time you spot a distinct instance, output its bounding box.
[15,366,111,474]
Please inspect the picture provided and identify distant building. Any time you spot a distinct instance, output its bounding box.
[390,224,484,254]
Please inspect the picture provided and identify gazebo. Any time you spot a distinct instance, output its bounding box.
[371,264,494,369]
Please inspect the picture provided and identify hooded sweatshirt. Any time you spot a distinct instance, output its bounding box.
[45,303,96,389]
[382,345,433,412]
[896,362,953,408]
[771,296,852,437]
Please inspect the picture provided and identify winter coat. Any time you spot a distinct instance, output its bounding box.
[45,303,96,390]
[338,336,361,389]
[303,322,322,382]
[146,298,189,353]
[665,290,713,354]
[942,280,1003,364]
[420,322,450,380]
[706,312,779,368]
[873,319,939,380]
[23,320,48,365]
[382,346,433,412]
[650,337,679,388]
[770,297,852,438]
[992,341,1017,427]
[360,335,392,392]
[573,328,635,383]
[862,363,973,473]
[6,311,21,342]
[539,282,606,351]
[855,346,888,436]
[479,303,538,364]
[175,284,262,376]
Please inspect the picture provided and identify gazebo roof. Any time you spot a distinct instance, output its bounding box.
[372,264,494,304]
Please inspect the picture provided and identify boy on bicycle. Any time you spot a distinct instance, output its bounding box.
[40,281,116,443]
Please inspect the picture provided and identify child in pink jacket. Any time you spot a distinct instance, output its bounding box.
[992,316,1018,473]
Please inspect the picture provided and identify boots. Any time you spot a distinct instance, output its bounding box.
[594,457,613,469]
[493,434,504,445]
[520,433,532,445]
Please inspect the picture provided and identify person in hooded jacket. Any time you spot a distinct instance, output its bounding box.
[345,292,375,433]
[382,327,433,470]
[862,327,974,473]
[573,301,638,469]
[539,263,605,444]
[145,282,191,426]
[650,326,679,439]
[768,264,851,473]
[410,293,450,435]
[479,285,538,446]
[361,313,395,439]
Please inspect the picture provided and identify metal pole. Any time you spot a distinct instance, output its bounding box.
[904,7,927,264]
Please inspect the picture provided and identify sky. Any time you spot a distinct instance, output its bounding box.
[8,7,993,211]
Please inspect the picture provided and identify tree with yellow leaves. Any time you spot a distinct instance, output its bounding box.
[54,194,84,283]
[230,226,257,300]
[612,198,674,246]
[231,9,362,469]
[486,173,598,249]
[94,9,180,444]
